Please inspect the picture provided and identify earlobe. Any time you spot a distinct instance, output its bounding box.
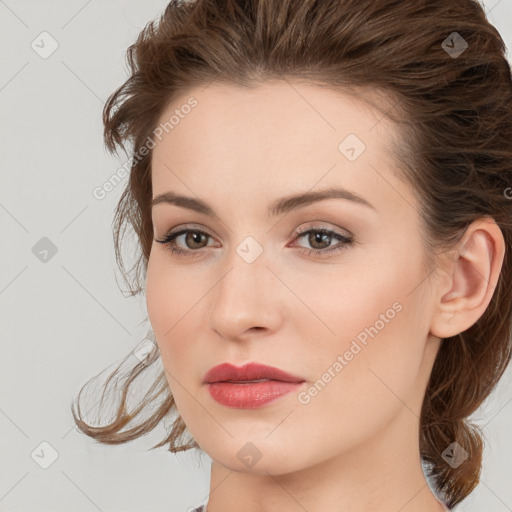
[429,218,505,339]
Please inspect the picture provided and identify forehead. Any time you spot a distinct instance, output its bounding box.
[153,80,392,157]
[150,80,412,216]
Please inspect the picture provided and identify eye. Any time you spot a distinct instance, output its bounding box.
[290,227,353,257]
[155,226,218,258]
[154,225,354,258]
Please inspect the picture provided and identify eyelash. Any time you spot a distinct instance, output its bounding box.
[155,225,354,259]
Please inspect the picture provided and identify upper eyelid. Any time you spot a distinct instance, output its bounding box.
[162,224,348,236]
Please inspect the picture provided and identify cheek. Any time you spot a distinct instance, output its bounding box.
[145,253,193,356]
[292,244,428,392]
[146,250,193,328]
[145,253,171,336]
[145,256,200,414]
[145,252,214,380]
[287,296,426,461]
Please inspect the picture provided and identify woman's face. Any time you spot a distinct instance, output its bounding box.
[146,80,442,474]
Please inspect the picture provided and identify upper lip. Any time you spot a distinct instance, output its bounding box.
[203,362,305,384]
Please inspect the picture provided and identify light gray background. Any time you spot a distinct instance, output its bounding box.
[0,1,511,511]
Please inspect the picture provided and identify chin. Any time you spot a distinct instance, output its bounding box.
[206,438,318,476]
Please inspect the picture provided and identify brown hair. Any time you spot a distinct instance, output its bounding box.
[71,0,512,507]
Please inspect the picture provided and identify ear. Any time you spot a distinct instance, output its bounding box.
[429,217,506,339]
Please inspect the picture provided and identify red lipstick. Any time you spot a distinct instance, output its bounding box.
[203,362,305,409]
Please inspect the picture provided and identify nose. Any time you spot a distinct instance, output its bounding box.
[208,246,284,342]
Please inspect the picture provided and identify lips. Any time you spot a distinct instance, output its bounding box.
[203,362,306,409]
[203,362,305,384]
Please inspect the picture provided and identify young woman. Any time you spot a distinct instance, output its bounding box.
[72,1,512,510]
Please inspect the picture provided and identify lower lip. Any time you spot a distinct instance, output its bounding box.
[206,380,304,409]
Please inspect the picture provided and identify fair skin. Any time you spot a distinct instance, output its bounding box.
[145,80,505,512]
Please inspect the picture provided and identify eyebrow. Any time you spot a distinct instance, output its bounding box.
[151,187,376,217]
